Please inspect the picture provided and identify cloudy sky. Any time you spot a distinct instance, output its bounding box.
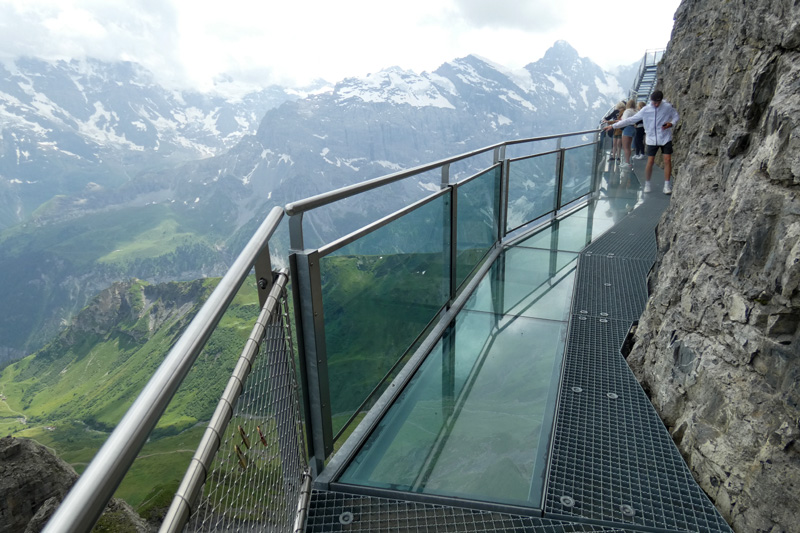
[0,0,682,95]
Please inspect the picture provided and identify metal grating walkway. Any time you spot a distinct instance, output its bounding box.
[305,161,733,532]
[543,167,732,532]
[306,490,627,532]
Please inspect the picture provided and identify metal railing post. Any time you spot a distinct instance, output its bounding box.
[591,132,603,198]
[289,249,331,474]
[447,186,457,304]
[254,248,274,308]
[289,212,305,250]
[555,148,565,211]
[497,147,509,242]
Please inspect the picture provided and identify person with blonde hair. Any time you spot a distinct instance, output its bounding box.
[619,99,638,167]
[602,102,626,162]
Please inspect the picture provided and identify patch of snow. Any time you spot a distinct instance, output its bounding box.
[78,101,144,151]
[242,163,259,185]
[428,73,458,96]
[375,160,404,171]
[500,90,537,112]
[546,75,570,98]
[338,69,455,109]
[476,56,534,93]
[595,75,624,99]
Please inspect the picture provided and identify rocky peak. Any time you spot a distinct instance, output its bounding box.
[542,40,580,63]
[64,278,211,347]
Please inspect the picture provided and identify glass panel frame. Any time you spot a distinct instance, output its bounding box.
[505,150,559,235]
[318,190,452,442]
[559,143,595,207]
[454,164,501,293]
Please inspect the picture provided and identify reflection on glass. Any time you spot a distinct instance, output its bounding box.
[456,166,500,290]
[320,195,450,438]
[506,153,557,232]
[340,309,566,507]
[515,204,615,252]
[601,166,642,222]
[463,247,577,322]
[560,144,594,207]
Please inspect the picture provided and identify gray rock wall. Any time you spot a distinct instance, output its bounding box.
[627,0,800,531]
[0,436,151,532]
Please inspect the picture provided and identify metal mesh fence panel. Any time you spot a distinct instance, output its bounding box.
[183,287,308,532]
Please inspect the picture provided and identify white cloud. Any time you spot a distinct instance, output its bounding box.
[0,0,681,93]
[452,0,562,31]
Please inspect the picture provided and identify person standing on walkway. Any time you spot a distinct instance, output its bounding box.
[604,90,679,194]
[620,99,638,168]
[602,102,626,162]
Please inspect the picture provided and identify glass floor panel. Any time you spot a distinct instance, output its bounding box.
[515,204,616,252]
[462,247,578,322]
[339,309,566,507]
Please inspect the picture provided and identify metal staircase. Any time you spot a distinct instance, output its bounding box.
[630,49,664,102]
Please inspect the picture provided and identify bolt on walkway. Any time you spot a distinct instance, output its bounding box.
[305,157,733,532]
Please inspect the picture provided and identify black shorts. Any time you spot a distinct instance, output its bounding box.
[646,141,673,156]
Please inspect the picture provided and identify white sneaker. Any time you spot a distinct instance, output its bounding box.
[644,181,652,193]
[663,181,673,194]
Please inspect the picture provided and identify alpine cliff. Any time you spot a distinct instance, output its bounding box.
[627,0,799,530]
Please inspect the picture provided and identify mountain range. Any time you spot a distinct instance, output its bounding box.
[0,40,634,362]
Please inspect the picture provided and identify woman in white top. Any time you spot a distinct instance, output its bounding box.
[619,99,637,167]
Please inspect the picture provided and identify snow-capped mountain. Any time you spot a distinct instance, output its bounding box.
[178,41,626,244]
[0,57,301,228]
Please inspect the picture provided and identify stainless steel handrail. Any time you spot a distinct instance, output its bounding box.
[284,129,600,216]
[43,206,285,533]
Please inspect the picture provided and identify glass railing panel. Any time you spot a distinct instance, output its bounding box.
[506,152,558,233]
[455,165,501,290]
[515,204,615,252]
[339,308,566,508]
[319,194,450,439]
[560,144,595,207]
[462,247,578,322]
[300,168,443,250]
[505,139,558,160]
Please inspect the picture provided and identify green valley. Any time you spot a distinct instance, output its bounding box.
[0,202,235,359]
[0,276,263,513]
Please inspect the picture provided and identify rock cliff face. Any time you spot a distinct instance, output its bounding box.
[0,436,150,533]
[627,0,800,531]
